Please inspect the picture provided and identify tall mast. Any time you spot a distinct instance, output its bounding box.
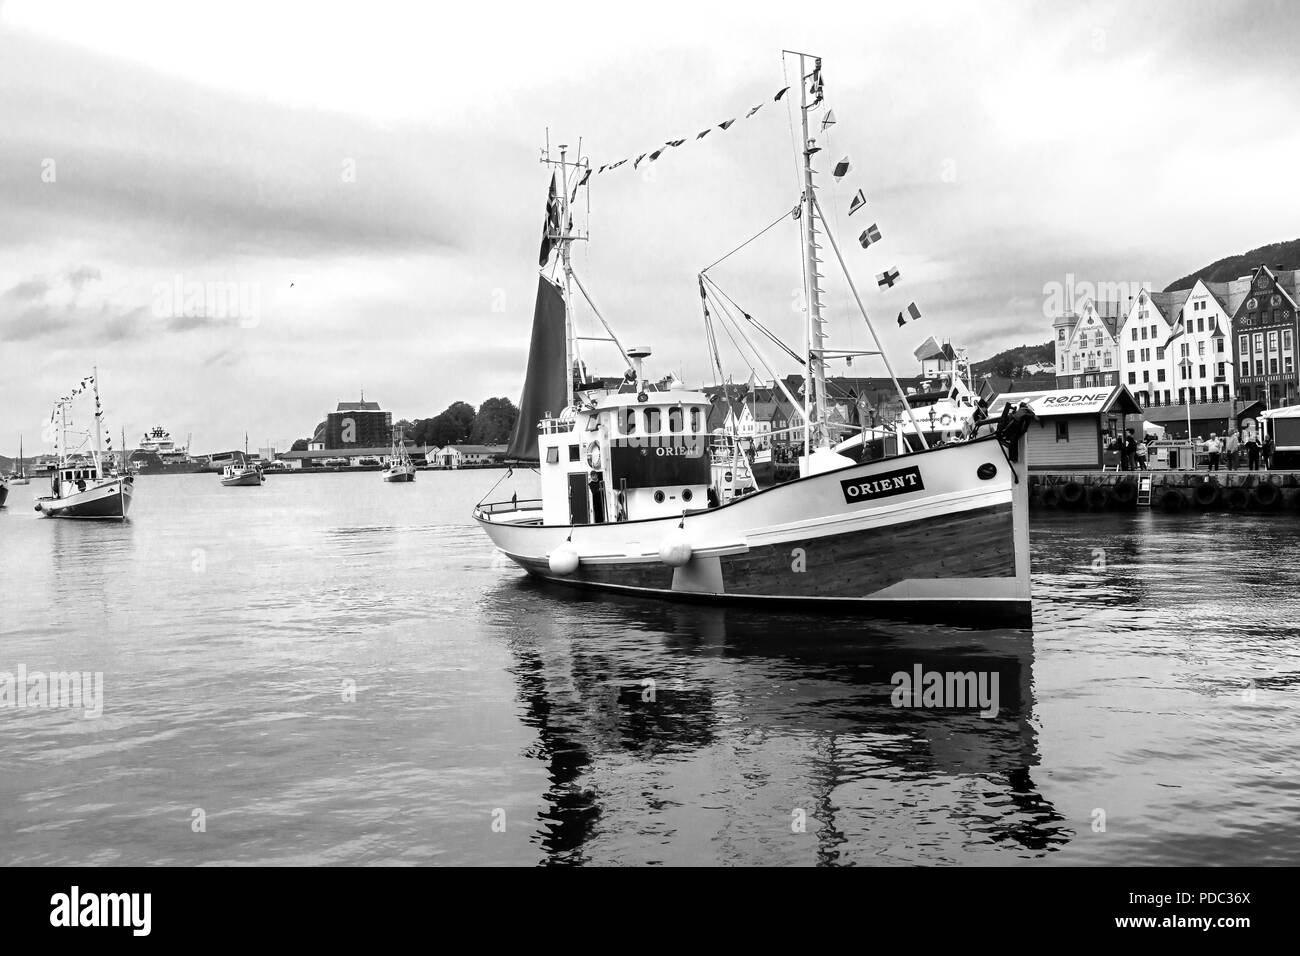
[92,365,103,468]
[559,144,575,408]
[799,53,829,451]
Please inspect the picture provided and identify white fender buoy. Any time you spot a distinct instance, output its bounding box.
[548,545,580,575]
[658,529,693,567]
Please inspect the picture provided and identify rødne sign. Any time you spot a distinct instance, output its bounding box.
[1040,392,1108,406]
[840,465,924,504]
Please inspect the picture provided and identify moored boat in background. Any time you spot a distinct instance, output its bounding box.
[34,369,134,520]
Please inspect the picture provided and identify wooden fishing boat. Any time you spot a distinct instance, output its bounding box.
[474,52,1036,625]
[35,370,134,520]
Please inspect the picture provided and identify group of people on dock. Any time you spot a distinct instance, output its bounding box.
[1114,428,1274,472]
[1199,429,1273,472]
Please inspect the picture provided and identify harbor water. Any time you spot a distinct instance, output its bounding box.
[1,471,1298,866]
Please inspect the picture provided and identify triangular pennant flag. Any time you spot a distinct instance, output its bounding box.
[597,164,607,174]
[820,109,836,131]
[848,189,867,215]
[633,153,647,169]
[876,267,900,289]
[896,302,922,326]
[578,168,591,186]
[858,223,881,248]
[774,86,790,101]
[832,156,850,179]
[696,129,711,139]
[666,139,685,147]
[649,148,664,161]
[719,119,735,130]
[745,103,763,118]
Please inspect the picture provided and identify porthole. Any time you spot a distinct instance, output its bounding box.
[653,490,665,503]
[681,488,693,502]
[977,463,998,480]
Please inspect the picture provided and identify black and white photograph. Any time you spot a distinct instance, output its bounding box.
[0,0,1292,927]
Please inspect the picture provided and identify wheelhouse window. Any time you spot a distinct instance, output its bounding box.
[668,406,684,433]
[624,408,638,434]
[644,407,662,433]
[689,407,702,432]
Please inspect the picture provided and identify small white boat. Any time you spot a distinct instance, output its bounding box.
[35,372,134,520]
[220,433,263,486]
[382,428,417,482]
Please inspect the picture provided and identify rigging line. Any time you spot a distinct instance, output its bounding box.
[569,269,634,371]
[781,53,804,200]
[701,276,803,366]
[706,287,765,384]
[700,284,724,387]
[706,284,810,426]
[809,189,930,449]
[700,206,797,274]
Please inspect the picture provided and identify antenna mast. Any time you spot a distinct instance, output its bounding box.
[541,140,590,409]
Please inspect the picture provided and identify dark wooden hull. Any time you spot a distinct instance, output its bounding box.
[511,503,1026,626]
[36,479,133,519]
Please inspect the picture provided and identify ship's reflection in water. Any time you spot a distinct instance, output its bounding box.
[489,582,1069,865]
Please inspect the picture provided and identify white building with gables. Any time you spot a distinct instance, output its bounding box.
[1053,298,1125,389]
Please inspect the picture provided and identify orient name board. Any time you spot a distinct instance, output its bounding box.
[608,438,709,489]
[840,465,924,504]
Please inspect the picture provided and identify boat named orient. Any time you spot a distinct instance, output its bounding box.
[474,52,1037,625]
[35,370,134,520]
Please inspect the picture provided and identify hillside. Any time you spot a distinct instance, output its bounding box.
[971,341,1054,379]
[1164,238,1300,292]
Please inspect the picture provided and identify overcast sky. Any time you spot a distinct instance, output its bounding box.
[3,0,1299,455]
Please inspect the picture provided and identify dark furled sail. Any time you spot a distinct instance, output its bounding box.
[507,275,567,461]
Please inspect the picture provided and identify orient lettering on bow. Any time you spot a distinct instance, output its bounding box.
[840,466,924,504]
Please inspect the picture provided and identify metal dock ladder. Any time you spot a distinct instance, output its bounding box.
[1137,476,1152,506]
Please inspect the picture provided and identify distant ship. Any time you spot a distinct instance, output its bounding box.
[130,425,206,474]
[381,427,417,482]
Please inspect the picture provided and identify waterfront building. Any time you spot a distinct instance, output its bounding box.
[1231,265,1300,408]
[323,395,393,449]
[432,444,506,468]
[913,337,957,378]
[986,384,1142,471]
[1053,297,1125,389]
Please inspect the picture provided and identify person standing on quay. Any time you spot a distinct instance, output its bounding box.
[1135,437,1149,471]
[1122,429,1137,471]
[1264,433,1274,470]
[1206,433,1221,471]
[1246,431,1261,470]
[1225,429,1240,471]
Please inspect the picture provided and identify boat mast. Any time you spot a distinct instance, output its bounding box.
[91,366,104,470]
[559,145,575,408]
[798,53,830,452]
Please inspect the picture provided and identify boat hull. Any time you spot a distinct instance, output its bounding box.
[35,477,133,519]
[0,483,8,508]
[476,434,1031,626]
[382,469,416,482]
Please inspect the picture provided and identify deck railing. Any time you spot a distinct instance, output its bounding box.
[476,497,542,515]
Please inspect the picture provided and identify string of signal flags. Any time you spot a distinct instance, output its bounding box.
[576,59,926,331]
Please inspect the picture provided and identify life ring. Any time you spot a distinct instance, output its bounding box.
[1111,480,1137,506]
[939,413,954,427]
[1226,487,1249,511]
[586,442,602,469]
[1086,485,1108,509]
[76,478,86,492]
[1251,482,1280,510]
[1158,489,1186,513]
[1059,481,1085,506]
[1192,482,1220,508]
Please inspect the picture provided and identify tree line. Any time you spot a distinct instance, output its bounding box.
[290,397,519,451]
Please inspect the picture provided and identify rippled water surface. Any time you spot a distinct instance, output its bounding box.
[2,471,1298,865]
